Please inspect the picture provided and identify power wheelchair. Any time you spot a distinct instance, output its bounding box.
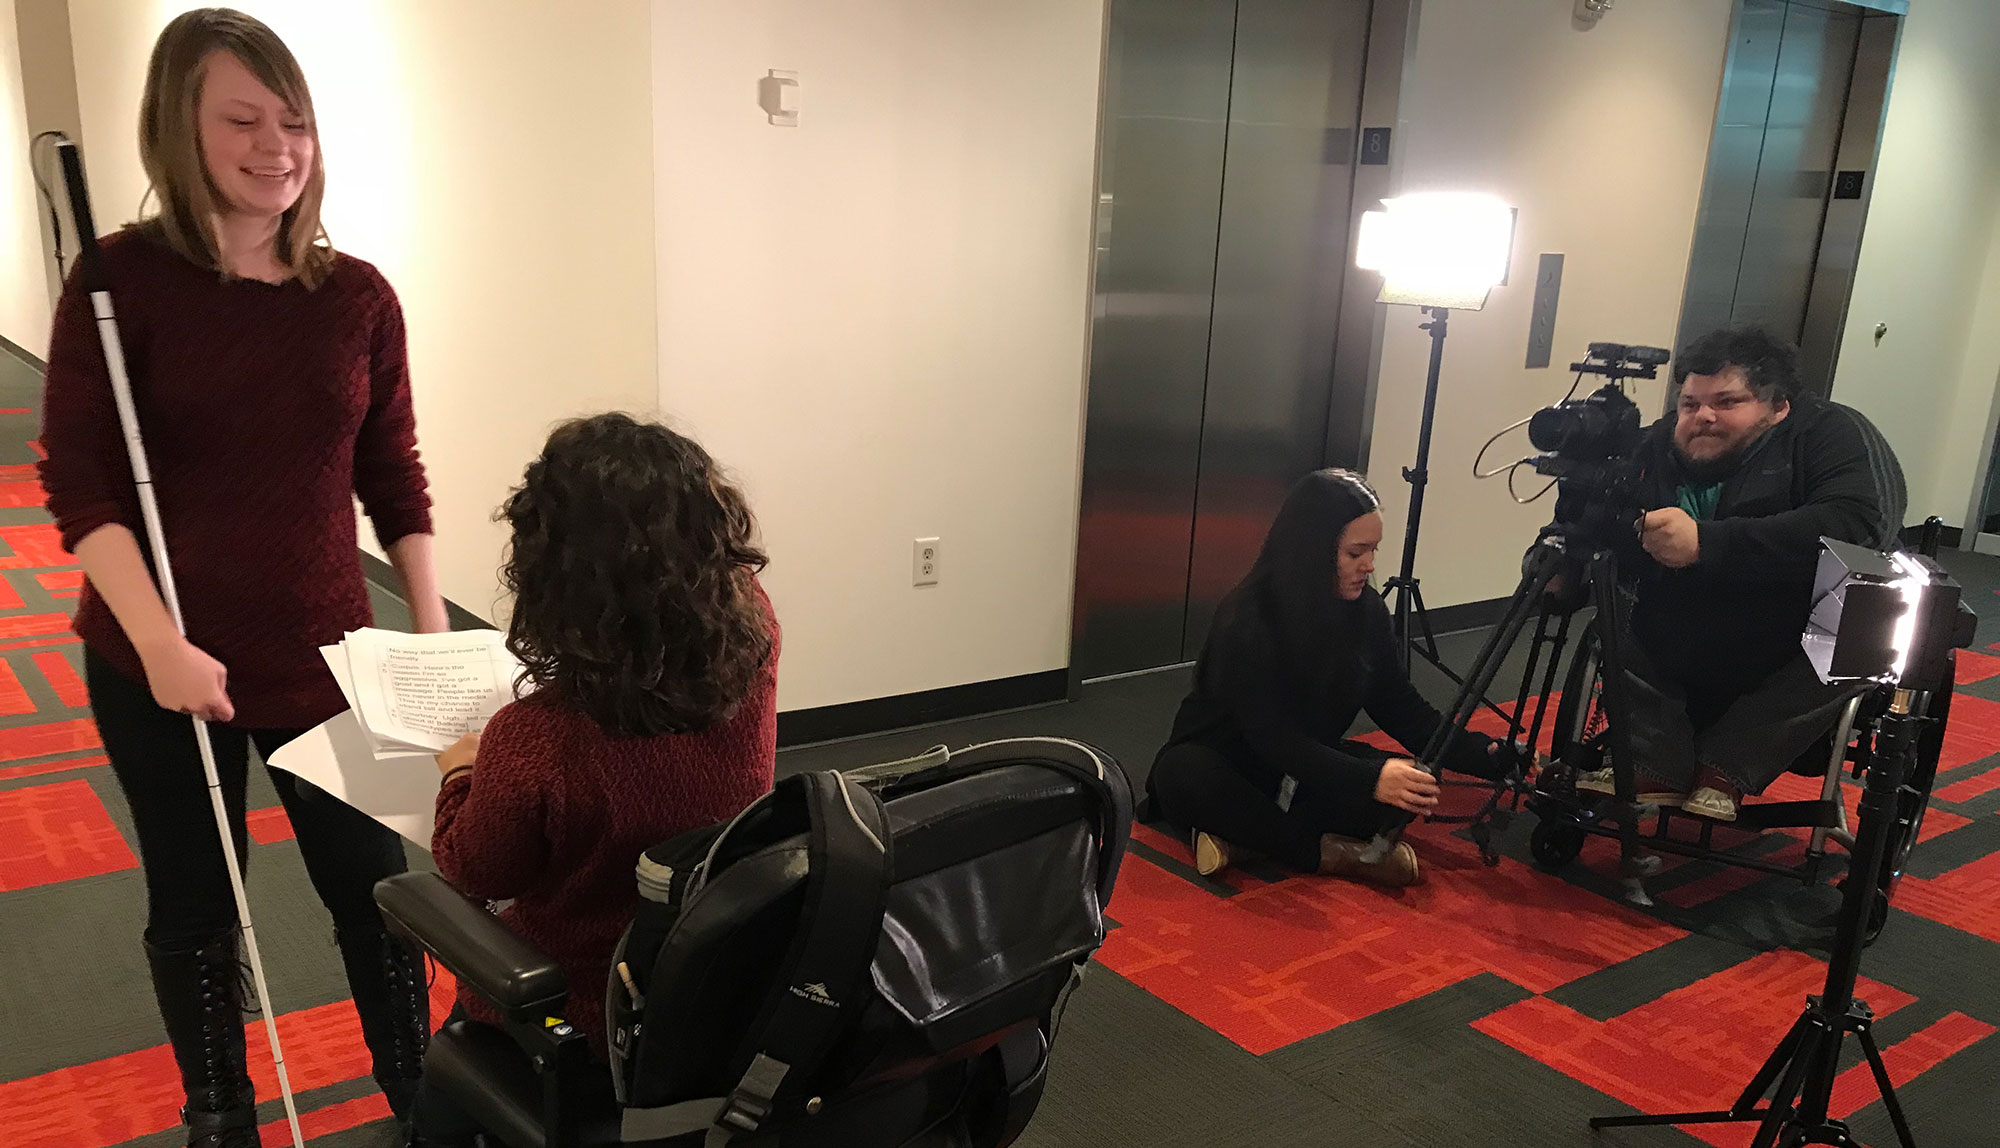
[373,738,1132,1148]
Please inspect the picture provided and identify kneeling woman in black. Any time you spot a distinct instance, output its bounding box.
[1147,469,1504,886]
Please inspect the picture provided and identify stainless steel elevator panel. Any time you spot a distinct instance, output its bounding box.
[1072,0,1380,680]
[1797,13,1898,390]
[1182,0,1372,660]
[1731,4,1858,341]
[1071,0,1235,679]
[1676,1,1898,397]
[1678,0,1788,349]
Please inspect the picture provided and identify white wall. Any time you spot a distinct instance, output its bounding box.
[1831,0,2000,528]
[650,1,1105,710]
[1366,0,1732,608]
[0,0,54,358]
[60,0,659,618]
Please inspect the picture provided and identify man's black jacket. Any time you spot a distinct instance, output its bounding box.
[1562,394,1906,689]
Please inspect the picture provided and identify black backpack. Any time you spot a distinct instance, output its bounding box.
[604,737,1133,1147]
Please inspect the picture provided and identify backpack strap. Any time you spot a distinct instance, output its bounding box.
[621,770,892,1146]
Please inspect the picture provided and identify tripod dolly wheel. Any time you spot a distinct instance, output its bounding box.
[1530,816,1586,869]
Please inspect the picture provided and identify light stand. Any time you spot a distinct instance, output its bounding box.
[1382,304,1451,678]
[1590,540,1975,1147]
[1590,687,1921,1148]
[1353,192,1516,682]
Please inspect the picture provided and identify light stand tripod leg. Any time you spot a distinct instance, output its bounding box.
[1750,1023,1822,1148]
[1589,1012,1812,1131]
[1858,1023,1917,1148]
[1732,1013,1813,1118]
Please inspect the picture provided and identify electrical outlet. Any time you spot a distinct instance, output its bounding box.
[913,537,940,587]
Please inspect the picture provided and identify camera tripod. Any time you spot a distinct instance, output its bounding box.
[1365,530,1660,900]
[1589,684,1928,1147]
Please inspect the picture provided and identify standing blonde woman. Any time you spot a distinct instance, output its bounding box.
[40,9,440,1145]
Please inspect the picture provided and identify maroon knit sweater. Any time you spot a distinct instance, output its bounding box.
[432,600,779,1059]
[39,228,433,730]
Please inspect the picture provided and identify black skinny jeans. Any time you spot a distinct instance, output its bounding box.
[86,648,410,949]
[1149,740,1397,873]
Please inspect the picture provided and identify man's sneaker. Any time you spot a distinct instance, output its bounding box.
[1683,787,1738,821]
[1684,768,1742,821]
[1575,766,1615,795]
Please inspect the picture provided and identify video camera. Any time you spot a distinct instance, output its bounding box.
[1526,342,1668,548]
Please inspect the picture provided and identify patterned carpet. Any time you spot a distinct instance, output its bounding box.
[2,344,1997,1146]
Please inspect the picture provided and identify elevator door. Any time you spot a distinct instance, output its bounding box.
[1072,0,1373,680]
[1676,0,1899,395]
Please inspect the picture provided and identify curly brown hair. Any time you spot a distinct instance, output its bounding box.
[500,414,771,737]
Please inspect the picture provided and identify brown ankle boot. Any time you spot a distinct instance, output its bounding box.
[1318,834,1421,886]
[1192,831,1233,877]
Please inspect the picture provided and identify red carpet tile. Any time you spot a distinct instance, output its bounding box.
[0,523,72,570]
[0,779,137,891]
[0,752,109,782]
[1934,764,2000,804]
[1954,649,2000,684]
[0,656,39,715]
[0,573,25,609]
[1932,691,2000,773]
[0,634,82,653]
[32,651,89,709]
[4,974,458,1148]
[1896,850,2000,944]
[37,570,84,598]
[257,1094,391,1147]
[0,718,103,761]
[0,611,79,640]
[246,804,297,845]
[1474,950,1993,1147]
[1099,819,1683,1054]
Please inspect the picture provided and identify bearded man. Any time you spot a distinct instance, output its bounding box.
[1573,325,1907,820]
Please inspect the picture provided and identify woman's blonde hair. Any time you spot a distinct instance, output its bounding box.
[138,8,333,287]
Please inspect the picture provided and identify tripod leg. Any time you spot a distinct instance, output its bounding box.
[1409,581,1443,667]
[1363,549,1565,864]
[1588,1012,1812,1132]
[1583,550,1655,905]
[1731,1013,1812,1118]
[1391,577,1415,677]
[1858,1024,1916,1148]
[1423,547,1565,765]
[1750,1022,1823,1148]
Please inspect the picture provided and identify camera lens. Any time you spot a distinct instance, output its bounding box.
[1529,402,1609,453]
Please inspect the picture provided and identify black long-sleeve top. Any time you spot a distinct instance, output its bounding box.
[1162,589,1493,810]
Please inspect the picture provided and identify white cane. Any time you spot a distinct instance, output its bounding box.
[52,137,308,1148]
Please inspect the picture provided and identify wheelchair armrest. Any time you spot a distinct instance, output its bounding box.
[374,872,569,1024]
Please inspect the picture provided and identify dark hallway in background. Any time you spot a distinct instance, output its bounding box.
[1072,0,1398,681]
[1675,0,1902,397]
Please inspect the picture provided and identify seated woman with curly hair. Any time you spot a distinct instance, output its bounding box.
[412,414,778,1145]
